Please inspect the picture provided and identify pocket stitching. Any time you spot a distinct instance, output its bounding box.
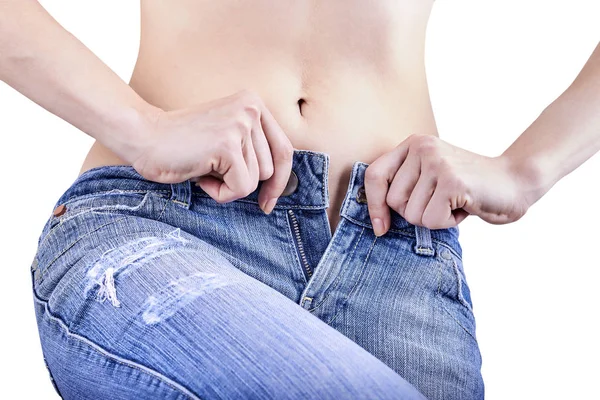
[306,226,366,313]
[37,192,167,281]
[436,255,477,340]
[60,189,168,208]
[59,191,152,225]
[38,192,153,251]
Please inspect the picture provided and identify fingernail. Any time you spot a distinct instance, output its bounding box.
[372,218,385,237]
[263,198,277,214]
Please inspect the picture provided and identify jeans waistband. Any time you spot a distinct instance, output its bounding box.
[340,162,460,252]
[55,150,329,210]
[55,149,459,252]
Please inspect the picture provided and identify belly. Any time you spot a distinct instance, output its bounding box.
[81,0,438,226]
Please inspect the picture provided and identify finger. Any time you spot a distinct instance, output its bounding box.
[386,150,421,218]
[364,142,410,237]
[251,118,274,181]
[197,148,251,203]
[194,175,225,200]
[404,174,437,226]
[422,185,470,229]
[242,134,260,191]
[256,104,293,213]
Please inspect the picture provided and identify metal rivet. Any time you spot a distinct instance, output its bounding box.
[281,170,299,196]
[356,186,368,204]
[441,249,452,260]
[53,204,67,217]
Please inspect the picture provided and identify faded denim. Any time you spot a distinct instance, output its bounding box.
[31,150,483,399]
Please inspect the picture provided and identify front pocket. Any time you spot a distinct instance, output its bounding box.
[38,191,153,246]
[435,246,477,339]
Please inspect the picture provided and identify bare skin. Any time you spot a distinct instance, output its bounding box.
[81,0,437,232]
[1,0,599,235]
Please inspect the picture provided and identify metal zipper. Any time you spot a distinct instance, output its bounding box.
[287,209,313,280]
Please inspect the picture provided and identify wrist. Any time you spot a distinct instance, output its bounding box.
[497,151,556,208]
[100,101,164,164]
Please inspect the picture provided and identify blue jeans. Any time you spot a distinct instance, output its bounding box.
[31,150,483,399]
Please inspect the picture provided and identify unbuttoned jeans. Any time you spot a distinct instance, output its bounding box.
[31,150,483,399]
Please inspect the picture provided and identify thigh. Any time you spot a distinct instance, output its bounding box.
[301,218,484,400]
[32,196,424,399]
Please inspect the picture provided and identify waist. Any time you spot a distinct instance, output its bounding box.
[83,0,437,190]
[81,80,438,198]
[82,47,439,218]
[64,150,458,247]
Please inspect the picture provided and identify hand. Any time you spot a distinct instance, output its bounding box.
[125,90,294,214]
[364,134,532,235]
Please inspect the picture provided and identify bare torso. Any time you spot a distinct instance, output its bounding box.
[80,0,438,231]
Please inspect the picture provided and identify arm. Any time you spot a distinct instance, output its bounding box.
[0,0,293,212]
[0,0,158,158]
[502,41,600,207]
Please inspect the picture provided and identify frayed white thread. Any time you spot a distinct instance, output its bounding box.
[96,267,121,307]
[85,229,191,308]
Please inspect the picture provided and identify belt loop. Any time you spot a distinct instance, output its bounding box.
[414,225,435,257]
[170,180,192,209]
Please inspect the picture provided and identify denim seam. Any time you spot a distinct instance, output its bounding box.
[306,226,365,313]
[299,221,352,308]
[341,215,412,235]
[50,192,152,231]
[327,236,377,326]
[39,217,129,282]
[59,189,170,207]
[436,260,477,341]
[284,209,308,285]
[39,192,155,251]
[339,164,360,218]
[300,220,341,308]
[293,149,327,158]
[58,205,141,225]
[449,256,473,313]
[33,296,200,400]
[36,250,87,293]
[306,226,363,311]
[189,194,327,210]
[155,195,173,222]
[341,214,463,261]
[439,302,477,341]
[321,153,328,206]
[39,197,169,284]
[321,208,332,240]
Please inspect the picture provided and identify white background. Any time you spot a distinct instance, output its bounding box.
[1,1,599,399]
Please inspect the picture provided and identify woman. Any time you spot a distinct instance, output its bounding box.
[2,1,599,399]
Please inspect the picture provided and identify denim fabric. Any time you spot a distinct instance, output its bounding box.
[31,150,483,400]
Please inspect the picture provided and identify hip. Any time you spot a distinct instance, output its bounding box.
[34,149,465,311]
[32,149,481,399]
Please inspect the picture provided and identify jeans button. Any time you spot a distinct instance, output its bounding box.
[281,170,299,196]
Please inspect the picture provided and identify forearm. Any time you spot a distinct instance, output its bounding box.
[502,41,600,206]
[0,0,160,158]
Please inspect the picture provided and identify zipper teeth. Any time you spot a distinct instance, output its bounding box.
[288,209,312,278]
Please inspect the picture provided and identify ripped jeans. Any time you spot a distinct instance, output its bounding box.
[31,150,483,400]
